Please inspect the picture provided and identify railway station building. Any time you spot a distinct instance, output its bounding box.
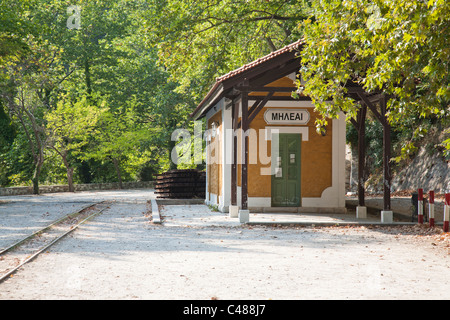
[190,40,347,218]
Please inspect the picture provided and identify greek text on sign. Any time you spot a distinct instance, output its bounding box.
[264,108,310,125]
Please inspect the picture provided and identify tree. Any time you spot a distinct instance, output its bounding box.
[30,0,136,97]
[0,38,64,194]
[298,0,449,132]
[297,0,449,210]
[33,0,182,182]
[0,0,31,64]
[96,27,196,173]
[45,94,106,192]
[81,107,148,189]
[142,0,309,99]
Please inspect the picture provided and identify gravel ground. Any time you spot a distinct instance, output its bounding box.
[0,190,449,300]
[0,190,152,250]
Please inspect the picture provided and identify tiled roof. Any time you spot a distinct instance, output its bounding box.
[191,39,304,119]
[215,39,304,83]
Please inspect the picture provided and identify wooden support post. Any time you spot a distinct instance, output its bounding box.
[248,91,274,125]
[241,89,249,210]
[357,104,367,208]
[355,91,392,214]
[231,102,238,206]
[381,95,391,211]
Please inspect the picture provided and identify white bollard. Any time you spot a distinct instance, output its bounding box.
[356,206,367,219]
[418,188,424,224]
[381,211,393,223]
[229,205,239,218]
[239,210,249,223]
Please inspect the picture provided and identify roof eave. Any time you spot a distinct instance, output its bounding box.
[190,82,225,120]
[190,39,305,120]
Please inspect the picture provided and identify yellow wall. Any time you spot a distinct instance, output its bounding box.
[242,107,332,198]
[245,76,331,199]
[207,111,222,202]
[207,76,333,204]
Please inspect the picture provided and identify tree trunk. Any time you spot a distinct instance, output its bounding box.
[113,157,123,189]
[168,139,177,170]
[357,105,367,207]
[32,153,44,195]
[61,151,75,192]
[67,167,74,192]
[32,176,39,195]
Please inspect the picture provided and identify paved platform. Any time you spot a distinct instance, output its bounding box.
[154,199,425,227]
[245,212,417,226]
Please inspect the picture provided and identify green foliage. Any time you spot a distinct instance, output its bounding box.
[0,129,35,186]
[1,0,448,189]
[347,118,385,169]
[0,0,33,63]
[46,93,106,156]
[0,102,15,148]
[298,0,449,167]
[299,0,449,129]
[0,0,197,187]
[143,0,308,99]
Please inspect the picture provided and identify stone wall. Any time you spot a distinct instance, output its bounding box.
[345,144,449,194]
[0,181,155,196]
[392,146,449,193]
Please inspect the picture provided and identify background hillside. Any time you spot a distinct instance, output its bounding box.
[347,123,450,196]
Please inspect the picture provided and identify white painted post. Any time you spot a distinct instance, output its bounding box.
[418,188,424,224]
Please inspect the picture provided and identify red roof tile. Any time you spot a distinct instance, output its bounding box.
[191,39,304,119]
[216,39,304,83]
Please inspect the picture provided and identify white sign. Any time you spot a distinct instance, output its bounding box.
[264,108,310,125]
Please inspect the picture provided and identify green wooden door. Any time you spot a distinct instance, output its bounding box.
[271,133,301,207]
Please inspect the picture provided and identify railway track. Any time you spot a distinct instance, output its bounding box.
[0,201,110,283]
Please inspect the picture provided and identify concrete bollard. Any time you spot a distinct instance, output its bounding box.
[229,205,239,218]
[239,210,249,223]
[418,188,424,224]
[381,210,393,223]
[356,206,367,219]
[428,191,435,227]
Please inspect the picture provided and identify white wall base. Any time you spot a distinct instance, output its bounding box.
[209,192,346,214]
[218,199,229,213]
